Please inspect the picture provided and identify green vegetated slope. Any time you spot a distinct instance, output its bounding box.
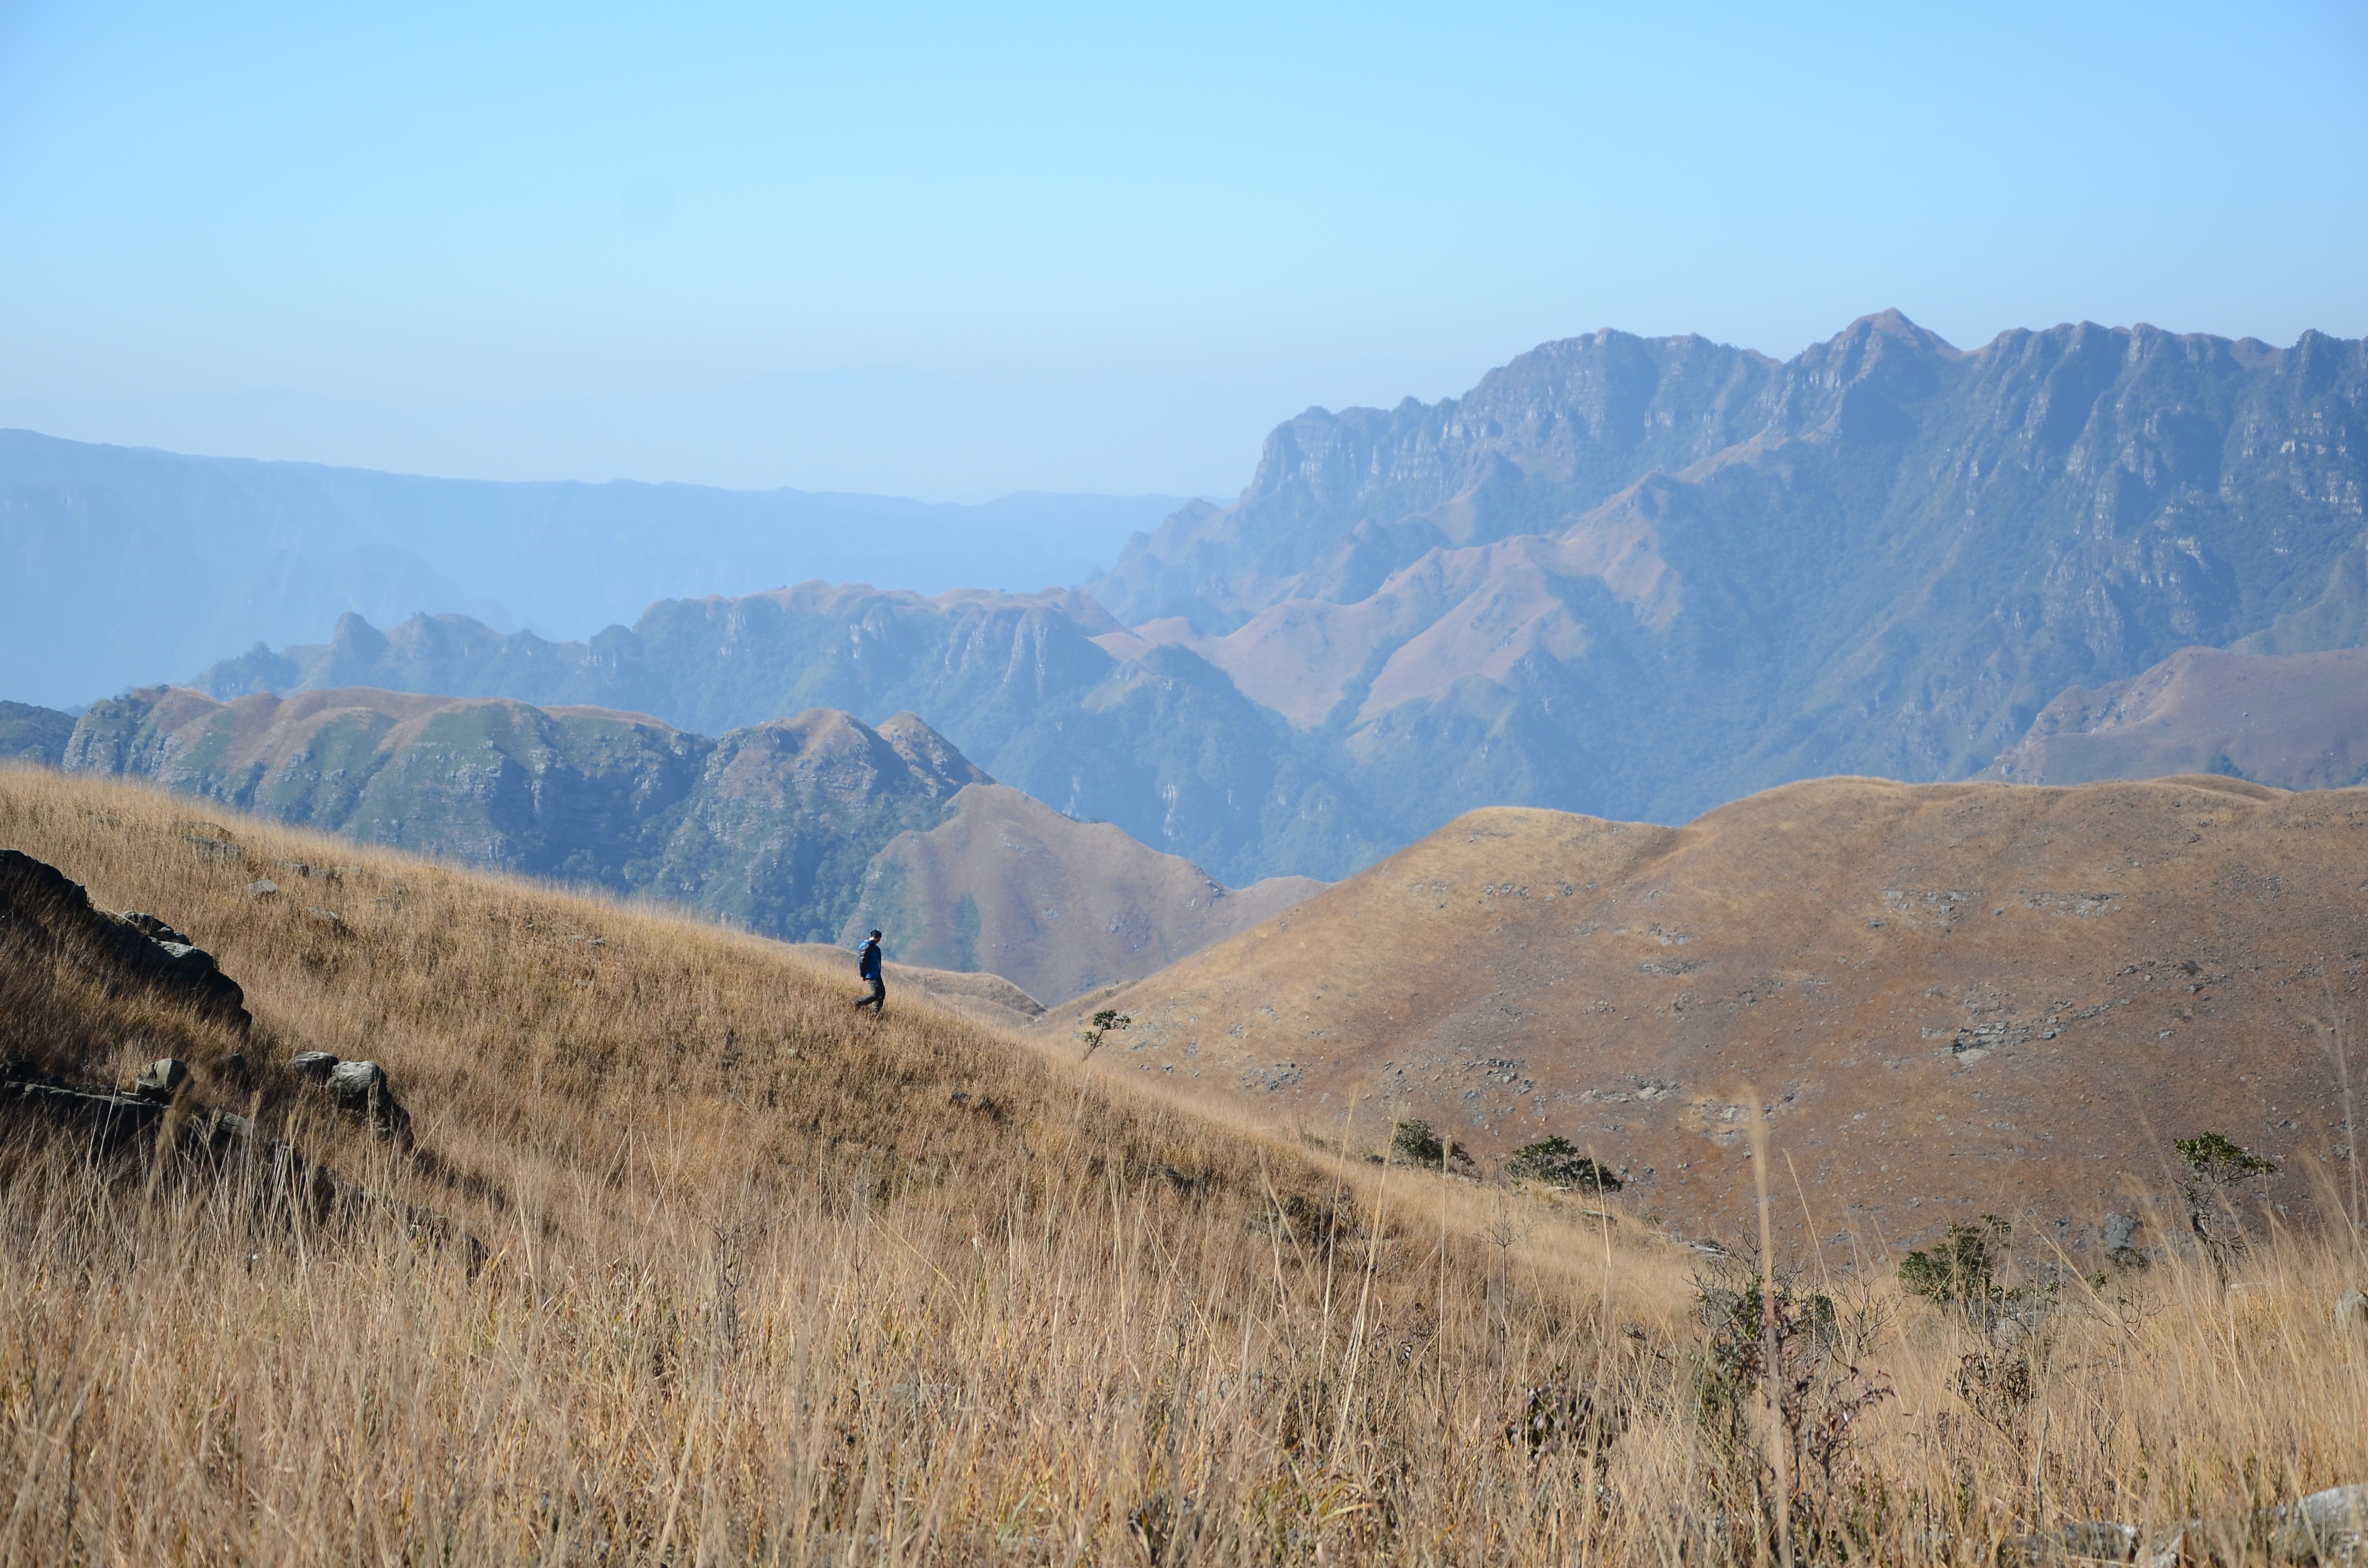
[61,686,1320,1000]
[64,686,969,945]
[192,313,2368,883]
[0,700,75,766]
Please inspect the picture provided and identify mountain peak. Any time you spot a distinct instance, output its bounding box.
[1837,307,1961,358]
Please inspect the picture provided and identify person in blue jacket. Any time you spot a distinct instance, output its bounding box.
[852,930,885,1016]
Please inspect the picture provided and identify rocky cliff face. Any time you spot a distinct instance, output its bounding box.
[1092,313,2368,822]
[196,591,1391,885]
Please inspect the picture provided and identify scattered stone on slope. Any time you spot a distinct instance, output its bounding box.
[0,848,473,1268]
[119,912,188,943]
[282,1053,410,1139]
[1,1060,473,1269]
[2336,1288,2368,1334]
[248,878,278,898]
[323,1059,410,1140]
[132,1057,189,1101]
[0,1078,166,1156]
[2145,1481,2368,1567]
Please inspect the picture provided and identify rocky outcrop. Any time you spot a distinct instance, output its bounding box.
[1,1054,474,1269]
[0,849,475,1271]
[0,847,250,1028]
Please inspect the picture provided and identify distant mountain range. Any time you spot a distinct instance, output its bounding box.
[0,426,1188,709]
[49,684,1317,1002]
[14,310,2368,890]
[1085,312,2368,818]
[186,590,1393,884]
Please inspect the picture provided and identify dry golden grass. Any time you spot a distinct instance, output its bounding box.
[3,766,2368,1564]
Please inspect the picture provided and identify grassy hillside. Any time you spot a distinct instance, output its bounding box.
[1044,774,2368,1257]
[6,766,2368,1562]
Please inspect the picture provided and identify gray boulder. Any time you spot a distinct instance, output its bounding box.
[324,1059,410,1140]
[132,1057,189,1101]
[287,1051,339,1082]
[2335,1288,2368,1334]
[323,1059,384,1106]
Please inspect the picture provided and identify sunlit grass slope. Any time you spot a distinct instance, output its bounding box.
[4,766,2368,1564]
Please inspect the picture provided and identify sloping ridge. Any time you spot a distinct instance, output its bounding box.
[1042,773,2368,1253]
[1990,646,2368,790]
[843,782,1327,1004]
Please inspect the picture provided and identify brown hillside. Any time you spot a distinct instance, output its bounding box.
[11,768,2368,1562]
[1043,774,2368,1253]
[1992,645,2368,790]
[845,782,1325,1002]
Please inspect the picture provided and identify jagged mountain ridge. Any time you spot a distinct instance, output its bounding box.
[182,313,2368,879]
[59,685,1321,1000]
[1094,312,2367,801]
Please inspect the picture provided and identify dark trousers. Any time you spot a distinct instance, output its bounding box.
[853,975,885,1015]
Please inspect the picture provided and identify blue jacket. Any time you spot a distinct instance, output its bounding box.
[858,939,882,980]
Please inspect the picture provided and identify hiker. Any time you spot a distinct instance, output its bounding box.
[852,929,885,1016]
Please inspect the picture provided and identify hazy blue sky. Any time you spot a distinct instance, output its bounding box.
[2,0,2362,499]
